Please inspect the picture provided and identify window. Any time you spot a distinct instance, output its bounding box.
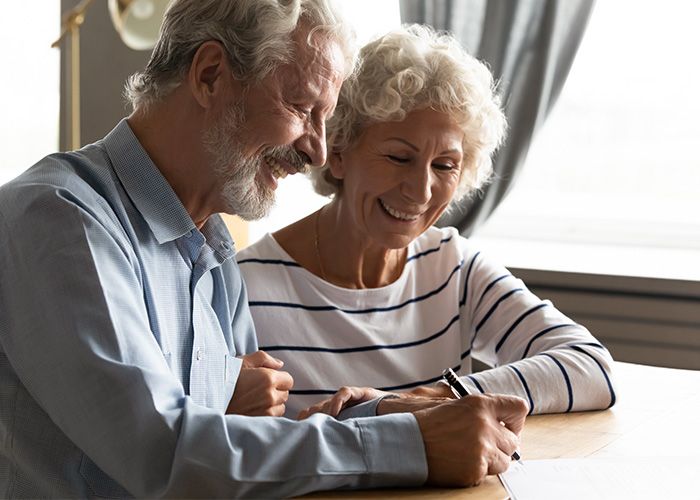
[248,0,401,244]
[0,2,60,186]
[471,0,700,281]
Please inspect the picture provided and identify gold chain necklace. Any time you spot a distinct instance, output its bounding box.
[314,207,329,281]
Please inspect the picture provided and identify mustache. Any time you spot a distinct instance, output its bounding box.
[264,145,311,174]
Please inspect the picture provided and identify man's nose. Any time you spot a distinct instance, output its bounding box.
[295,121,327,167]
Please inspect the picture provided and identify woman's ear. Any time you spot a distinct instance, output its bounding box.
[188,41,240,109]
[328,151,345,180]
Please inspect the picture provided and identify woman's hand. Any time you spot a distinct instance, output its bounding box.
[297,386,402,420]
[297,383,458,420]
[407,384,455,399]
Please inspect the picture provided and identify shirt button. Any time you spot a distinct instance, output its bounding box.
[196,348,203,361]
[220,241,230,250]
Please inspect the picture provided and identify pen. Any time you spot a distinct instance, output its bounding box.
[441,368,522,463]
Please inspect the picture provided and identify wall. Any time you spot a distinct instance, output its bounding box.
[59,0,151,150]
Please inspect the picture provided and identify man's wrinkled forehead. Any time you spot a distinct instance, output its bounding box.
[291,21,351,80]
[269,24,345,106]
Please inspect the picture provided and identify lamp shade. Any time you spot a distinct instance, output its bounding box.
[108,0,170,50]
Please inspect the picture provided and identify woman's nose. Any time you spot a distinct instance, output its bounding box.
[400,164,432,204]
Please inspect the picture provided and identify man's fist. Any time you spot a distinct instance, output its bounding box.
[226,351,294,417]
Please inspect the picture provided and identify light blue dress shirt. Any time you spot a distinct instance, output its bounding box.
[0,120,427,498]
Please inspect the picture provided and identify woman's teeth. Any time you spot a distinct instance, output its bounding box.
[266,157,288,179]
[380,199,419,221]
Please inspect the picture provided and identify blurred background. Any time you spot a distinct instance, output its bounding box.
[1,0,699,369]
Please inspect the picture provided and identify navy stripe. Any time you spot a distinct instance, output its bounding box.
[290,364,462,395]
[542,353,573,412]
[569,341,605,350]
[406,236,453,263]
[376,366,460,391]
[460,252,481,306]
[474,288,523,333]
[237,258,302,267]
[522,324,577,358]
[250,260,464,314]
[241,238,453,268]
[508,365,534,415]
[262,314,460,354]
[476,274,509,309]
[467,375,484,393]
[495,303,548,353]
[570,345,616,408]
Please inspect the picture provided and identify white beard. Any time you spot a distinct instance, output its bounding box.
[202,104,275,221]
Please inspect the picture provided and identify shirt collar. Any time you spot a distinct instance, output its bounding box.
[102,118,198,244]
[202,216,237,260]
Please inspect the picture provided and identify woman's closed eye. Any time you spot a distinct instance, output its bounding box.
[432,161,458,171]
[387,155,410,164]
[386,154,460,172]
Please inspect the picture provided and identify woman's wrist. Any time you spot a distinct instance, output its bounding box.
[405,384,455,399]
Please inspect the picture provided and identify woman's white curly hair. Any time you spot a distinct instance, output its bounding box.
[310,23,507,202]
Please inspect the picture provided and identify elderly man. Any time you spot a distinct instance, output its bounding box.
[0,0,527,497]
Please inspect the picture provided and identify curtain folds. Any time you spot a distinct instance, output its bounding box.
[400,0,595,235]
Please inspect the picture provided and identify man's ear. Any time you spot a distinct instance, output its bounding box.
[188,41,240,109]
[328,151,345,180]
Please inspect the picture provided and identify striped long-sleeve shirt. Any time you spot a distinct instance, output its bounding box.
[237,226,616,418]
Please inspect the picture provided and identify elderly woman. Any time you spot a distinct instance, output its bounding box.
[237,25,615,419]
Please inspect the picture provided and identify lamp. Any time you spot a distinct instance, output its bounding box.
[108,0,170,50]
[52,0,169,150]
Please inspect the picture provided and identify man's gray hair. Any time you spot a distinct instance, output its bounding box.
[125,0,355,111]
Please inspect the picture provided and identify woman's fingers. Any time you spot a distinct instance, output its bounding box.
[297,386,389,419]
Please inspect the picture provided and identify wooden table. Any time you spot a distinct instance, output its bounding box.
[306,362,700,499]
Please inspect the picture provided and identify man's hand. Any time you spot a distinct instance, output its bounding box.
[410,394,528,487]
[297,386,402,420]
[226,351,294,417]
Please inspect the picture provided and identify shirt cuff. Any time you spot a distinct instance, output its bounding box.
[223,355,243,410]
[354,413,428,487]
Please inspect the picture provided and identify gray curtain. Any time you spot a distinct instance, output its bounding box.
[400,0,595,235]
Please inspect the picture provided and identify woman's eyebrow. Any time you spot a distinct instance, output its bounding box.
[384,137,419,151]
[439,148,463,156]
[384,137,462,156]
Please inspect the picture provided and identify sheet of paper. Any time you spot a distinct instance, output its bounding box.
[499,458,699,500]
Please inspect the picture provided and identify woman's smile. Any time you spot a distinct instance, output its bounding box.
[378,198,422,222]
